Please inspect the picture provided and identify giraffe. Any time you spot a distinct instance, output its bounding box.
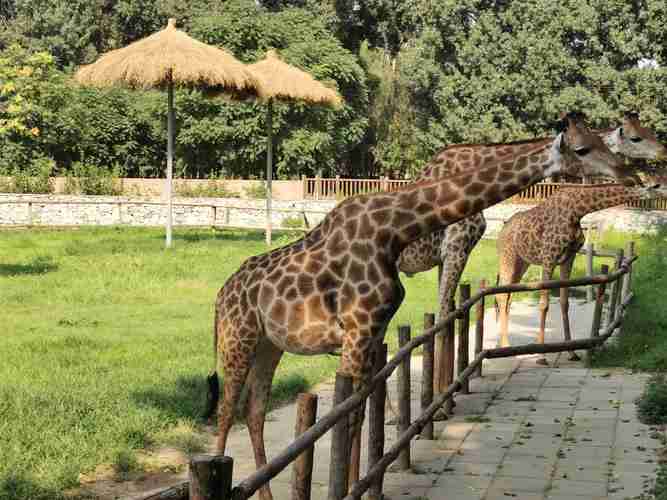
[205,113,628,500]
[396,112,665,402]
[495,182,667,363]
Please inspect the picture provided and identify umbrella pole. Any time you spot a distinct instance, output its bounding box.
[166,74,174,248]
[265,98,273,246]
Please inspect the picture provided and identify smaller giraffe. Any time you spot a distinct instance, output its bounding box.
[495,182,667,362]
[603,112,667,159]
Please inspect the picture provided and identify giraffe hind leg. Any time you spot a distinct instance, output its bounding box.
[244,338,284,500]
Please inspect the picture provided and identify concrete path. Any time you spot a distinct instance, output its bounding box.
[125,296,660,500]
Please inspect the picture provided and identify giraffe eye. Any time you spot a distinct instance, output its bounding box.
[574,147,591,156]
[630,137,642,143]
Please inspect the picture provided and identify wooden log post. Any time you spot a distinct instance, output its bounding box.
[442,318,456,415]
[396,325,412,471]
[292,393,318,500]
[433,264,445,396]
[368,343,388,500]
[586,242,594,302]
[420,313,435,440]
[607,249,624,328]
[622,241,635,300]
[329,374,353,500]
[457,284,471,394]
[315,174,321,201]
[474,280,486,378]
[588,264,609,363]
[189,455,234,500]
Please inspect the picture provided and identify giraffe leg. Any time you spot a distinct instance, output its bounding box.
[536,266,555,365]
[559,257,580,361]
[244,338,284,500]
[496,255,529,348]
[434,219,483,419]
[216,337,253,457]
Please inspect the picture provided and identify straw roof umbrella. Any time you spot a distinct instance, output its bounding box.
[75,18,265,248]
[248,50,342,245]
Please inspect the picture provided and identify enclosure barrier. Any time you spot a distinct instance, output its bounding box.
[142,242,636,500]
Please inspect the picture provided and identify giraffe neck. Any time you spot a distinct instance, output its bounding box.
[420,137,554,181]
[365,139,556,261]
[564,184,637,219]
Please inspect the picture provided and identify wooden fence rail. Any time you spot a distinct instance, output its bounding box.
[145,250,637,500]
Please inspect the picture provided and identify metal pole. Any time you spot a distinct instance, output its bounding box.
[266,99,273,246]
[165,75,174,248]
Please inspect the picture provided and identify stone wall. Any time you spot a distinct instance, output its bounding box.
[0,193,665,235]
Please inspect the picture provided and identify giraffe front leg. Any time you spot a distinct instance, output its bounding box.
[339,331,374,492]
[559,257,580,361]
[537,266,555,365]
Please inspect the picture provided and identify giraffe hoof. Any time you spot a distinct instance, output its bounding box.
[536,357,549,366]
[569,353,581,361]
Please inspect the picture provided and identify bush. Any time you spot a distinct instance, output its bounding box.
[281,214,305,229]
[637,374,667,425]
[244,182,267,199]
[0,156,55,193]
[64,162,123,196]
[175,180,239,198]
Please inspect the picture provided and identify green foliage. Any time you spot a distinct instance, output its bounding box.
[175,180,239,198]
[591,226,667,371]
[243,182,267,199]
[0,156,54,193]
[281,214,305,229]
[63,162,123,195]
[637,374,667,425]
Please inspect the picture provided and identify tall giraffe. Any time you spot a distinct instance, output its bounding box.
[495,182,667,363]
[396,112,666,396]
[206,113,627,500]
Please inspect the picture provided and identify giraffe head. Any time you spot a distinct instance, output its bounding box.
[605,112,667,160]
[553,111,629,182]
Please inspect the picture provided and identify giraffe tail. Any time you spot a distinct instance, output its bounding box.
[203,308,220,420]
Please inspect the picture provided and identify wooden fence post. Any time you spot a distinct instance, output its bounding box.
[315,175,321,201]
[396,325,411,471]
[434,264,445,397]
[586,242,594,302]
[368,343,388,500]
[474,280,486,378]
[607,249,624,328]
[442,319,456,415]
[301,174,307,199]
[622,241,635,300]
[189,454,233,500]
[457,284,471,394]
[335,175,341,198]
[329,373,353,500]
[420,313,435,440]
[224,207,230,226]
[292,393,318,500]
[588,264,609,362]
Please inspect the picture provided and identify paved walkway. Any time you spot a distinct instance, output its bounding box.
[122,297,660,500]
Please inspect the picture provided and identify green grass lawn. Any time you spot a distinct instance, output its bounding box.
[0,225,652,500]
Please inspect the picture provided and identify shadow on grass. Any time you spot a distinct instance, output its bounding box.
[131,372,310,423]
[0,260,58,277]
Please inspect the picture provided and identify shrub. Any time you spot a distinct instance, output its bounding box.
[281,214,305,229]
[175,180,239,198]
[637,374,667,425]
[244,182,267,199]
[64,162,123,196]
[0,156,55,193]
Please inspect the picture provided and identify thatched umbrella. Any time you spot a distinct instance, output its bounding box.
[75,18,264,248]
[248,50,342,245]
